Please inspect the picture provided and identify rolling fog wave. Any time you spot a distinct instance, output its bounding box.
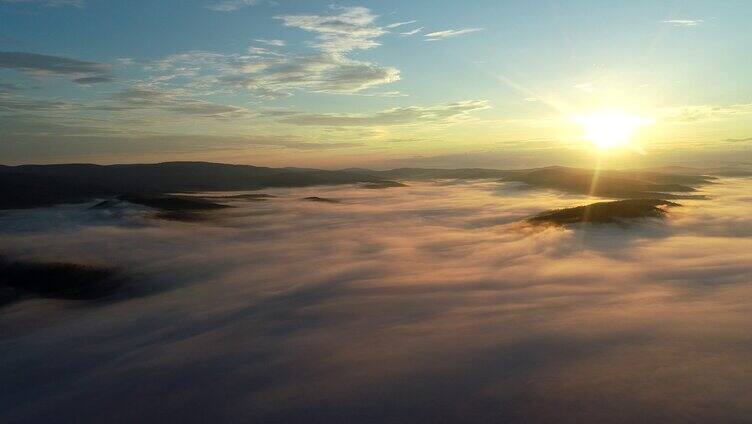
[1,179,751,423]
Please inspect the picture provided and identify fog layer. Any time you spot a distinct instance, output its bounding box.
[1,179,751,423]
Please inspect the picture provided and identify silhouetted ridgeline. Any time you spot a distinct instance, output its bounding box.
[0,162,389,209]
[0,162,715,209]
[353,166,711,198]
[503,167,708,198]
[528,199,680,226]
[329,165,713,198]
[650,165,752,177]
[360,181,408,189]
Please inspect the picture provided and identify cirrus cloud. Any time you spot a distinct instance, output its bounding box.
[106,86,250,118]
[424,28,483,41]
[662,19,704,27]
[0,51,113,83]
[275,6,386,54]
[0,0,83,6]
[269,100,490,126]
[206,0,258,12]
[146,7,400,97]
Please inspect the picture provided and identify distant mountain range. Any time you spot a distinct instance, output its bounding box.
[0,161,722,210]
[0,162,388,209]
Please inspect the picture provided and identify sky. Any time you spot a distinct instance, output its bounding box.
[0,0,750,168]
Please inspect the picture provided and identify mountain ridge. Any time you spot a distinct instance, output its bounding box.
[0,161,716,210]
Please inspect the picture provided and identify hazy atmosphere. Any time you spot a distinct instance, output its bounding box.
[1,1,751,423]
[1,0,751,167]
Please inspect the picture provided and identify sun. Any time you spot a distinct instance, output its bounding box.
[577,110,652,150]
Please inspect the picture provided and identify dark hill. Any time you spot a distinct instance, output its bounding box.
[302,196,340,204]
[92,194,231,221]
[0,257,120,305]
[116,194,229,211]
[360,181,408,189]
[528,199,680,226]
[0,162,393,209]
[0,162,713,209]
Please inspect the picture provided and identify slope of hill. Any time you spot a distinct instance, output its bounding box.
[528,199,680,226]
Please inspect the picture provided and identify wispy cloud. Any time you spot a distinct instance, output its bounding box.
[206,7,398,96]
[145,46,400,97]
[254,38,286,47]
[386,20,417,29]
[0,92,76,112]
[246,46,284,56]
[662,19,704,27]
[400,27,423,36]
[206,0,258,12]
[269,100,490,126]
[724,137,752,143]
[573,82,595,93]
[0,51,109,75]
[424,28,483,41]
[0,116,359,157]
[0,51,113,83]
[275,6,385,54]
[107,86,250,118]
[663,103,752,122]
[0,0,83,6]
[0,82,25,93]
[73,76,115,84]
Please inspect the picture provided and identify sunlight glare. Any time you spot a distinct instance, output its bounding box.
[577,110,652,150]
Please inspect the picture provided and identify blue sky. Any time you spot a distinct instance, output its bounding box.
[1,0,750,167]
